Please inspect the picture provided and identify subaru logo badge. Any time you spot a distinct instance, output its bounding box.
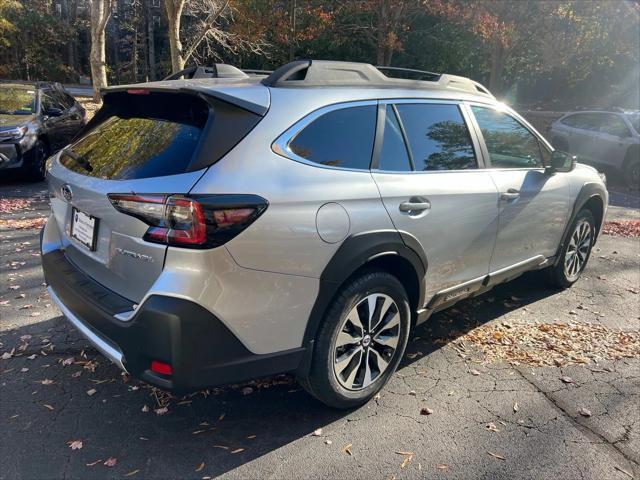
[61,184,73,202]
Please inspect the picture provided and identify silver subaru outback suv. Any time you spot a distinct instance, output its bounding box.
[41,60,607,408]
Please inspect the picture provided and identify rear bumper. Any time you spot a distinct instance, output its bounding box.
[42,249,305,391]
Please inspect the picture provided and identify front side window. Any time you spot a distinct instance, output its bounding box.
[471,106,543,169]
[288,105,376,169]
[395,103,476,171]
[598,114,630,138]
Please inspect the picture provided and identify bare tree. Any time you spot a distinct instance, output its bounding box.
[90,0,113,101]
[164,0,266,74]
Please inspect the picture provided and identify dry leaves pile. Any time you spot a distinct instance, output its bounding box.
[0,198,33,214]
[602,220,640,238]
[460,321,640,367]
[0,217,47,230]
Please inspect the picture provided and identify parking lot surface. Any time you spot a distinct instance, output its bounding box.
[1,179,639,480]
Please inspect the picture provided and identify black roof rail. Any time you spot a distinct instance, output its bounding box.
[163,64,249,81]
[260,59,493,97]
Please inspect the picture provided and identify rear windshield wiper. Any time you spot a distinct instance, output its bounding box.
[63,148,93,172]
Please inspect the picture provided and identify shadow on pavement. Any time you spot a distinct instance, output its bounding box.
[0,270,562,479]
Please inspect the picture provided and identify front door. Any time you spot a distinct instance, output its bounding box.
[469,105,572,273]
[371,102,499,305]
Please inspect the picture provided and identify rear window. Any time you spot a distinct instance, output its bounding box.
[60,92,209,180]
[288,105,376,169]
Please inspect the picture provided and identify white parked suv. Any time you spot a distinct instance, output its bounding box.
[41,60,608,408]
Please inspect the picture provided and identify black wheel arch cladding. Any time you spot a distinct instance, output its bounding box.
[297,229,427,375]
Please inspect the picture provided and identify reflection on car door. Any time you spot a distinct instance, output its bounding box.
[41,91,67,151]
[469,105,572,274]
[371,102,499,306]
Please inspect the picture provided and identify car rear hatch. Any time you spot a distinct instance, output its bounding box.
[46,82,268,303]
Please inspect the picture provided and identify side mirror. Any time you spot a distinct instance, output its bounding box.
[43,107,63,118]
[546,150,576,174]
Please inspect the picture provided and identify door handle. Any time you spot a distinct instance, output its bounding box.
[500,189,520,201]
[399,198,431,213]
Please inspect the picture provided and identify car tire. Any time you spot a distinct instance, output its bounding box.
[546,209,596,289]
[299,269,411,409]
[622,148,639,190]
[23,140,48,182]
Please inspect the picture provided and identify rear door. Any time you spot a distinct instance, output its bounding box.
[46,89,262,303]
[469,104,571,272]
[371,101,499,305]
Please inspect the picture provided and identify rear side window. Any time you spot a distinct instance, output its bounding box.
[378,106,411,171]
[288,105,376,169]
[471,106,543,169]
[395,104,476,171]
[60,92,209,180]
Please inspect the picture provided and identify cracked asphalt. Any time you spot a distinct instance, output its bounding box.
[1,178,639,480]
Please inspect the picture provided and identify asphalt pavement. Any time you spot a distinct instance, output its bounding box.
[1,178,639,480]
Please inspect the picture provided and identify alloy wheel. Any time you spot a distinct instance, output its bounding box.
[564,219,592,281]
[332,293,401,391]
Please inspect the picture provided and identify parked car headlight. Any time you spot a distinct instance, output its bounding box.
[0,126,28,140]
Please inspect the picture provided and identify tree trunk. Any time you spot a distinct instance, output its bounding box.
[90,0,112,102]
[165,0,185,73]
[146,0,156,80]
[489,40,506,94]
[375,0,388,65]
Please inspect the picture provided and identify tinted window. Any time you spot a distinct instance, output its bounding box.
[289,105,376,169]
[395,104,476,171]
[471,106,543,168]
[627,113,639,134]
[378,106,411,171]
[42,92,64,112]
[60,117,202,179]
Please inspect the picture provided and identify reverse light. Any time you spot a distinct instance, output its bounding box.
[108,194,267,249]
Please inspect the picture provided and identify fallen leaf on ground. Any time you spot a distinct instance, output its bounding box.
[86,459,102,466]
[241,386,253,395]
[195,462,205,472]
[488,451,505,460]
[40,379,54,385]
[67,440,83,450]
[513,402,519,413]
[311,428,323,436]
[141,405,149,413]
[470,369,481,376]
[560,376,575,384]
[154,407,168,416]
[420,406,434,415]
[578,407,592,417]
[86,389,97,396]
[486,422,500,432]
[104,458,117,467]
[602,220,640,237]
[1,352,11,360]
[342,443,353,455]
[613,465,634,478]
[436,464,450,470]
[124,470,140,477]
[43,404,54,410]
[230,448,244,454]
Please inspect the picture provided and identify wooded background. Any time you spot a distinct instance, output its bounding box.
[1,0,638,108]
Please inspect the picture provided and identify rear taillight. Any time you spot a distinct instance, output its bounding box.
[108,194,267,249]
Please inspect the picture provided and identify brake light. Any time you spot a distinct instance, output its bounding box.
[108,194,267,249]
[127,89,150,95]
[150,360,172,376]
